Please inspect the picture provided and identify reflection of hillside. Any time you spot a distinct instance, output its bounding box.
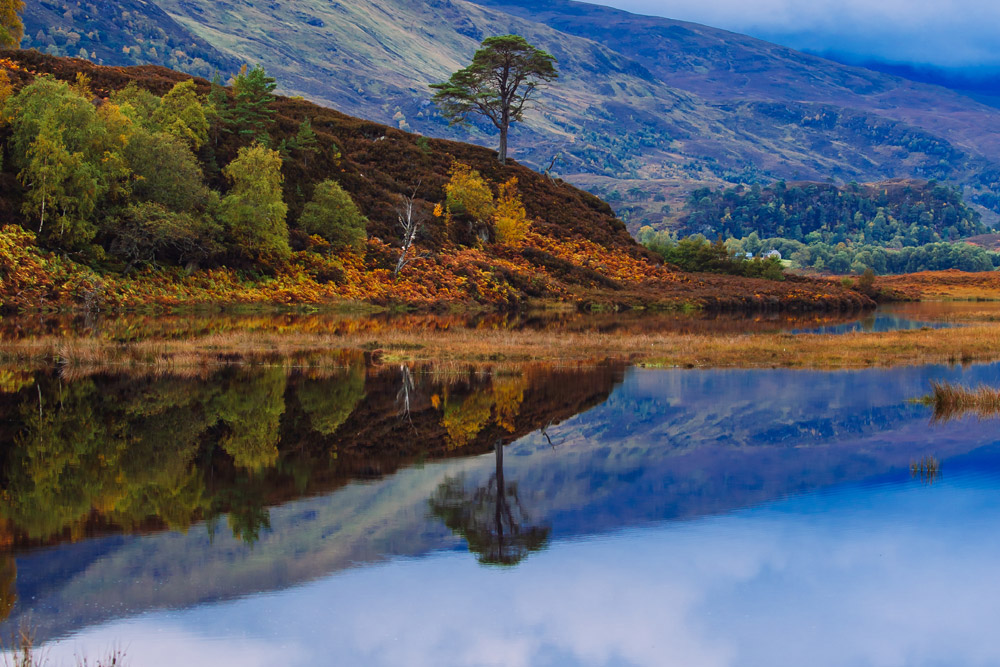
[6,363,1000,644]
[0,362,624,550]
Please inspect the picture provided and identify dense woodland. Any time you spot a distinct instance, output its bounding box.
[671,180,998,274]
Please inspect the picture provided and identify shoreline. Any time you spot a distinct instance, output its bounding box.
[2,303,999,374]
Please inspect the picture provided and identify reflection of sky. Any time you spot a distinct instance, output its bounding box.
[45,471,1000,667]
[790,314,953,335]
[13,362,1000,662]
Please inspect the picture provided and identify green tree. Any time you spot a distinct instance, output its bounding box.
[431,35,557,164]
[125,129,210,212]
[220,143,290,260]
[231,64,276,144]
[153,79,209,151]
[298,180,367,252]
[18,117,100,249]
[205,71,231,147]
[290,117,319,166]
[0,0,24,48]
[110,82,161,130]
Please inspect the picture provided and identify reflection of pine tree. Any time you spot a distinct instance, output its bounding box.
[429,442,549,566]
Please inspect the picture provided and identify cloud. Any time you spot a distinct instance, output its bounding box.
[589,0,1000,69]
[40,480,1000,667]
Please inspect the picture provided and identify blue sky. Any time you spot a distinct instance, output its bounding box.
[590,0,1000,71]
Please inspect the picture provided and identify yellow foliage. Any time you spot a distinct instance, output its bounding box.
[0,70,11,125]
[445,162,494,224]
[442,388,494,449]
[71,72,93,99]
[0,370,33,394]
[492,374,528,432]
[493,177,530,247]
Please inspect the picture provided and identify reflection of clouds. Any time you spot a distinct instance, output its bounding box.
[45,479,1000,667]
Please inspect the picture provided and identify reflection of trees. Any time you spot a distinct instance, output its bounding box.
[429,442,549,566]
[212,368,287,472]
[440,374,529,448]
[0,555,16,621]
[0,362,617,552]
[297,365,366,436]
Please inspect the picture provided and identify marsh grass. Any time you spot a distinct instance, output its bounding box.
[1,627,126,667]
[925,381,1000,422]
[7,321,1000,375]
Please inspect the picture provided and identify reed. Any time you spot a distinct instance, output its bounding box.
[0,627,127,667]
[910,456,941,484]
[926,381,1000,421]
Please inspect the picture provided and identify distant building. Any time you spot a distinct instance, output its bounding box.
[763,250,782,260]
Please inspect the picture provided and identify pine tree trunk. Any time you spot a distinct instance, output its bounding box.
[498,122,508,165]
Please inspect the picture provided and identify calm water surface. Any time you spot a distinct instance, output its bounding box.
[1,350,999,666]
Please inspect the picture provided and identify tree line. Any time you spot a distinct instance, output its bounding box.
[681,180,985,247]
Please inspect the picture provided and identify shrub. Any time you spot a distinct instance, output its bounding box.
[445,161,494,239]
[107,202,222,268]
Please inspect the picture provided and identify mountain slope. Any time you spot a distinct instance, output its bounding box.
[21,0,1000,235]
[19,0,238,78]
[147,0,1000,230]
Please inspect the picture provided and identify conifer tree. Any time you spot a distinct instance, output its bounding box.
[292,117,319,167]
[231,65,276,144]
[206,72,231,147]
[431,35,557,164]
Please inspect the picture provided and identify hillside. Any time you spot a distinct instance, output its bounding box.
[21,0,1000,234]
[19,0,238,79]
[0,52,869,312]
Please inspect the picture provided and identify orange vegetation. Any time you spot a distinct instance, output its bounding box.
[877,270,1000,301]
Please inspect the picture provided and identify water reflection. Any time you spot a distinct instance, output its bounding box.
[4,361,1000,661]
[3,302,979,346]
[0,361,621,551]
[430,442,550,566]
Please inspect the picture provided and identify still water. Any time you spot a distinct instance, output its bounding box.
[2,356,1000,665]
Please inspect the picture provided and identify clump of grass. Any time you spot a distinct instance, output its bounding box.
[0,627,126,667]
[926,381,1000,422]
[910,456,941,484]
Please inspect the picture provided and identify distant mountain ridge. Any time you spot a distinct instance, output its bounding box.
[19,0,1000,234]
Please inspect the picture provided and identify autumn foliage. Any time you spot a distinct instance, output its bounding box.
[0,51,873,314]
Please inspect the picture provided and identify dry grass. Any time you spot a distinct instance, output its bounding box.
[925,381,1000,422]
[877,271,1000,301]
[5,318,1000,373]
